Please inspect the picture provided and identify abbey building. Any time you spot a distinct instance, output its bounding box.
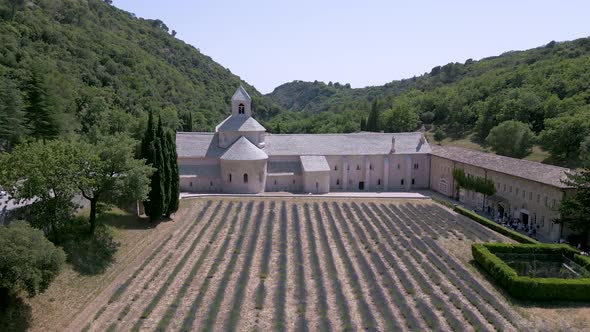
[176,87,575,242]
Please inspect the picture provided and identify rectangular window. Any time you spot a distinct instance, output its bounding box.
[378,179,381,185]
[522,190,525,199]
[503,184,506,192]
[401,179,404,185]
[541,216,545,227]
[413,163,419,169]
[370,164,373,170]
[411,178,415,185]
[529,192,532,201]
[545,196,548,206]
[537,194,540,203]
[515,187,519,196]
[397,164,400,169]
[552,199,556,208]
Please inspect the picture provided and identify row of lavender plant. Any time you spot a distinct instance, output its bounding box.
[320,202,377,330]
[357,202,462,331]
[127,201,228,331]
[384,203,515,331]
[310,203,354,331]
[302,203,331,331]
[254,202,276,311]
[197,201,256,331]
[290,204,309,331]
[272,201,289,331]
[155,202,243,331]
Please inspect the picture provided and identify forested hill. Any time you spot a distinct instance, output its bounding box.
[0,0,281,143]
[265,38,590,166]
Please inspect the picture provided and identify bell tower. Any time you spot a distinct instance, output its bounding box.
[231,85,252,117]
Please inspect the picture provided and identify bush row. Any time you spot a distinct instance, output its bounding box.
[454,206,539,244]
[472,243,590,301]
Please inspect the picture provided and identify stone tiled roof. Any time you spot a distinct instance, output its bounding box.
[176,132,224,158]
[177,132,430,158]
[300,155,330,172]
[264,132,430,156]
[179,164,221,177]
[267,161,301,175]
[430,145,573,188]
[220,136,268,161]
[216,115,266,132]
[232,85,251,101]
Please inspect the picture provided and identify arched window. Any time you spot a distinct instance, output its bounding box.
[238,103,245,114]
[228,173,232,182]
[243,173,248,183]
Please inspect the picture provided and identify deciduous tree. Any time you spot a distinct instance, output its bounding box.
[486,120,535,158]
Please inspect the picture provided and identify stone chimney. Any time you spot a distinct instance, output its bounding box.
[390,136,396,153]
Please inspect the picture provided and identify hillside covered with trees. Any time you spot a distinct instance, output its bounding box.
[266,38,590,166]
[0,0,281,149]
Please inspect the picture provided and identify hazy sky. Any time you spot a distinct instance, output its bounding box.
[115,0,588,93]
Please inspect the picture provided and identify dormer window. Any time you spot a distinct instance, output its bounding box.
[238,103,245,114]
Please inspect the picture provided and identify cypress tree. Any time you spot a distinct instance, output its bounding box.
[146,139,165,220]
[360,117,366,131]
[0,76,26,150]
[156,116,170,214]
[24,67,60,142]
[140,110,155,160]
[165,130,180,217]
[366,99,380,132]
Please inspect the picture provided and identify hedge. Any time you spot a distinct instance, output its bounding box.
[454,206,539,244]
[472,243,590,301]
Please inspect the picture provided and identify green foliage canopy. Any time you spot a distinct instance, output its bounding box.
[486,120,535,158]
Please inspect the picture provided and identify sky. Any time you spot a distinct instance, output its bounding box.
[114,0,589,94]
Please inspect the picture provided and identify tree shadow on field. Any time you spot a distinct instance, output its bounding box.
[468,259,590,309]
[0,292,32,332]
[100,209,173,231]
[60,219,120,276]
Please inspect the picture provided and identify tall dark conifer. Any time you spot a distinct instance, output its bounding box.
[156,116,170,214]
[366,99,380,132]
[146,139,165,220]
[360,117,367,131]
[24,67,60,142]
[165,130,180,217]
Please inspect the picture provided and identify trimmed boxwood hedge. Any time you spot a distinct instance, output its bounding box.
[455,206,539,244]
[472,243,590,301]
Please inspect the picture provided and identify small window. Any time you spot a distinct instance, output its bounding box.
[397,164,400,169]
[336,179,340,185]
[401,179,404,185]
[190,181,193,187]
[378,179,381,185]
[536,194,540,203]
[293,179,295,184]
[413,163,419,169]
[529,192,532,201]
[238,103,245,114]
[369,164,373,170]
[334,165,338,171]
[509,186,512,193]
[356,165,360,170]
[522,190,526,198]
[411,178,415,185]
[541,216,545,227]
[552,199,556,208]
[503,184,506,192]
[243,173,248,183]
[515,187,519,195]
[545,196,548,206]
[210,181,213,186]
[274,179,277,185]
[229,173,232,182]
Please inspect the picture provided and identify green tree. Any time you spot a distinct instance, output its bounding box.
[0,76,26,150]
[77,135,154,234]
[145,138,165,220]
[420,111,435,124]
[24,67,60,142]
[486,120,535,158]
[156,117,170,214]
[360,117,366,131]
[557,167,590,244]
[0,140,82,240]
[580,136,590,165]
[539,110,590,163]
[165,130,179,217]
[382,100,419,133]
[433,127,445,144]
[366,99,380,132]
[0,221,65,300]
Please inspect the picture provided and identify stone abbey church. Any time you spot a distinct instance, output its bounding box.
[177,87,575,242]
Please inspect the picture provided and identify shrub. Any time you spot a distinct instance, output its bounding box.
[0,221,65,300]
[455,206,539,244]
[472,243,590,301]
